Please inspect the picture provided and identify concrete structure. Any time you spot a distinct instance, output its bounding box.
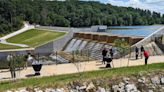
[132,26,164,48]
[73,32,144,45]
[0,29,74,59]
[35,30,74,55]
[91,25,107,32]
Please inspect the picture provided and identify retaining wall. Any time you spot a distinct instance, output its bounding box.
[73,32,143,45]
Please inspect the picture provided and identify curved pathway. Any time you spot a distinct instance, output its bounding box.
[0,55,163,81]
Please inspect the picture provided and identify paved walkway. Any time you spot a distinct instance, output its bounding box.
[0,56,163,81]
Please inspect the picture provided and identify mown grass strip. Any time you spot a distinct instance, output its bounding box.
[0,63,163,91]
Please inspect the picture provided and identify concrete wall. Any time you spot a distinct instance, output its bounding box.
[92,34,99,41]
[98,35,108,42]
[74,32,143,45]
[0,31,74,59]
[35,31,74,54]
[107,36,118,43]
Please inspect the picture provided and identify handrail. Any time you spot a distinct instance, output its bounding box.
[132,26,164,48]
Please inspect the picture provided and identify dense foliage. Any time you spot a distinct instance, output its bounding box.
[1,0,164,34]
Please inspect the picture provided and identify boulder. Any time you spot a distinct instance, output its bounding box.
[97,87,106,92]
[160,77,164,85]
[151,76,160,84]
[86,82,96,92]
[125,84,138,92]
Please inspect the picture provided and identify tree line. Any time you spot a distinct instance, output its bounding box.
[0,0,164,35]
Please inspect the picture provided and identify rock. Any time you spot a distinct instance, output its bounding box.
[148,90,153,92]
[78,85,87,90]
[125,84,138,92]
[86,82,96,92]
[112,85,119,92]
[45,88,55,92]
[69,89,78,92]
[97,87,105,92]
[148,84,156,89]
[34,87,40,91]
[138,77,146,83]
[151,76,160,84]
[36,90,43,92]
[118,82,125,91]
[119,82,125,88]
[123,78,130,84]
[45,88,64,92]
[160,77,164,85]
[56,88,64,92]
[16,87,28,92]
[6,91,12,92]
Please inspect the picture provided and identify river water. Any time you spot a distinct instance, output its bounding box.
[107,25,163,37]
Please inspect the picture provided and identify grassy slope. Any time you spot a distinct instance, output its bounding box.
[0,63,164,91]
[7,29,66,47]
[0,43,21,50]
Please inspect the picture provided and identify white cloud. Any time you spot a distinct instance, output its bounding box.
[108,0,164,14]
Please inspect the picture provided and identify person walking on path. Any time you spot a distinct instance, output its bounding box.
[144,50,149,65]
[109,48,114,59]
[102,48,108,64]
[135,46,139,60]
[140,45,144,59]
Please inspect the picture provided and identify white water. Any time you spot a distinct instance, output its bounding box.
[79,40,88,50]
[64,39,113,60]
[65,39,77,52]
[69,39,82,51]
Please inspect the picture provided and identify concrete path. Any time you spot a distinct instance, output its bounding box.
[0,56,163,81]
[0,40,29,47]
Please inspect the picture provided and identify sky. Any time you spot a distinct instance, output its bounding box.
[90,0,164,14]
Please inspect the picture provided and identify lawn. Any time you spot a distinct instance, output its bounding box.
[0,43,21,50]
[0,63,163,91]
[6,29,66,47]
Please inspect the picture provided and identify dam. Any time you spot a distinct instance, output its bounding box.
[0,25,164,62]
[62,32,144,59]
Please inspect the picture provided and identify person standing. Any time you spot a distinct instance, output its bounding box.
[140,45,144,59]
[7,54,16,79]
[109,48,114,59]
[135,46,139,60]
[102,48,108,64]
[144,50,149,65]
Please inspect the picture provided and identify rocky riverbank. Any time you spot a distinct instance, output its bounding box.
[7,70,164,92]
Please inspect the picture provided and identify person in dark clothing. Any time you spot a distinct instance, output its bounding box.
[102,48,108,64]
[135,46,139,60]
[106,57,112,68]
[109,48,114,59]
[140,45,144,59]
[144,50,149,65]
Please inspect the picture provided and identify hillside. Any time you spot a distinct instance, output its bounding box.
[0,0,164,35]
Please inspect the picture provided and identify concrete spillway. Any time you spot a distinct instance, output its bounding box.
[64,38,112,60]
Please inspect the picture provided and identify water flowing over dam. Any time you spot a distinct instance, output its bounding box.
[64,38,114,60]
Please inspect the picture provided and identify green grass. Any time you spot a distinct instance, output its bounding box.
[0,63,164,91]
[0,43,21,50]
[7,29,66,47]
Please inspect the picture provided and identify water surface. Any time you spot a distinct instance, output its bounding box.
[107,25,163,37]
